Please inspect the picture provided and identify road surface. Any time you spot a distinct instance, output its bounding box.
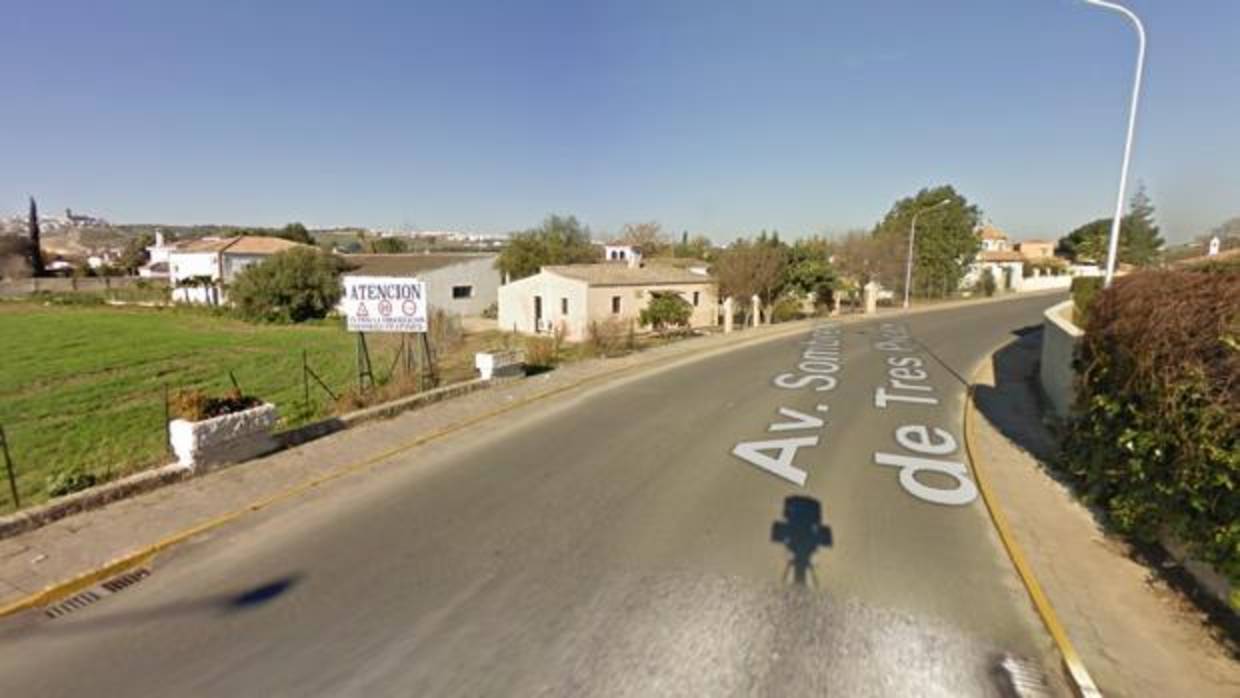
[0,294,1066,697]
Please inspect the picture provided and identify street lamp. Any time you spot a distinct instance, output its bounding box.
[1082,0,1146,288]
[903,199,951,309]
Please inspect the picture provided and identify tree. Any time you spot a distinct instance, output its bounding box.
[980,268,997,297]
[230,248,347,323]
[617,221,669,256]
[783,237,838,307]
[639,292,692,333]
[117,232,156,274]
[832,229,901,291]
[277,222,314,245]
[1057,185,1164,266]
[366,237,409,254]
[1123,185,1163,264]
[28,197,45,277]
[671,233,714,261]
[712,238,787,323]
[496,214,599,281]
[0,234,33,279]
[872,185,981,298]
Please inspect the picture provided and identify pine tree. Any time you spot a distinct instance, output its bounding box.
[28,197,44,277]
[1123,184,1163,265]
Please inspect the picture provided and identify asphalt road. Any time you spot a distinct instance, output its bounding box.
[0,294,1067,697]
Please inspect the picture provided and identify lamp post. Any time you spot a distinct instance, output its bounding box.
[1082,0,1146,288]
[903,199,951,309]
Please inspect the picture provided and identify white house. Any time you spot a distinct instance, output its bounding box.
[169,236,307,304]
[498,260,717,342]
[338,253,501,317]
[602,244,642,264]
[139,231,176,279]
[964,225,1025,292]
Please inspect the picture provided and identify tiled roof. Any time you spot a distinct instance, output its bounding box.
[175,236,307,255]
[978,225,1008,241]
[340,253,495,276]
[544,263,712,286]
[979,250,1026,263]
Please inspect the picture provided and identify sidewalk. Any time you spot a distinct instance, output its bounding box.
[0,291,1059,616]
[970,330,1240,697]
[0,315,826,613]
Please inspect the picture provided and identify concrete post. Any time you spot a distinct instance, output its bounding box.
[723,297,734,334]
[751,295,761,327]
[832,292,842,317]
[863,282,879,315]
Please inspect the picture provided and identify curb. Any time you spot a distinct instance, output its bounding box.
[0,376,508,542]
[0,292,1058,619]
[0,316,822,619]
[964,357,1102,698]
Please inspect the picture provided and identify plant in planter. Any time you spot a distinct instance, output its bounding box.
[168,388,278,471]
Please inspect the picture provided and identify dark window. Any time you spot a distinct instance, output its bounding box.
[561,298,568,314]
[693,291,700,307]
[611,296,621,314]
[452,285,473,299]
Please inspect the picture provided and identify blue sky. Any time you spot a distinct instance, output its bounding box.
[2,0,1236,243]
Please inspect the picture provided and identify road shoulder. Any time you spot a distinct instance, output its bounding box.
[969,331,1240,697]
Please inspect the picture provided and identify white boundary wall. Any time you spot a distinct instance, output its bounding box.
[1039,300,1084,418]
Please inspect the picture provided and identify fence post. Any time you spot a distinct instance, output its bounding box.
[0,425,19,510]
[302,349,310,413]
[164,383,172,456]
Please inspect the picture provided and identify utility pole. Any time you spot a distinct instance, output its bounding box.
[1082,0,1146,288]
[903,199,951,309]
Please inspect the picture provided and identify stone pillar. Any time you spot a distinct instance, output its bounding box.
[723,297,734,334]
[863,282,879,315]
[751,295,761,327]
[832,292,842,317]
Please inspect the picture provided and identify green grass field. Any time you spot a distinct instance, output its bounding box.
[0,302,491,509]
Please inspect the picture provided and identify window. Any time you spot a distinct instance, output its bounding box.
[693,291,700,307]
[452,285,473,299]
[611,296,621,314]
[561,298,568,315]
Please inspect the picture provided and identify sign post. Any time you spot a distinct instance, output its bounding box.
[341,276,434,391]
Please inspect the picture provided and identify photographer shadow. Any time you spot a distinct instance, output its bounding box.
[771,496,833,587]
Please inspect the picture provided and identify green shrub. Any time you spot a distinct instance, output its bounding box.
[31,291,106,306]
[1063,269,1240,592]
[980,268,997,297]
[170,388,262,421]
[230,248,346,323]
[639,293,692,333]
[1070,275,1104,326]
[771,296,803,323]
[46,466,99,498]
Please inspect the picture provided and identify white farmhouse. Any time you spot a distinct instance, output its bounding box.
[169,236,307,304]
[498,260,717,342]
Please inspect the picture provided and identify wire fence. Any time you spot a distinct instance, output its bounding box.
[0,313,483,513]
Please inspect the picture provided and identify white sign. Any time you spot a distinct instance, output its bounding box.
[342,276,428,333]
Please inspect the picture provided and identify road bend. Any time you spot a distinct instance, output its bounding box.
[0,294,1067,697]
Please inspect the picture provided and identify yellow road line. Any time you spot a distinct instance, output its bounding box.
[0,320,817,619]
[1,295,1059,620]
[964,370,1102,698]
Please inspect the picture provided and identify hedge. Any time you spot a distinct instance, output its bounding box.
[1069,275,1104,326]
[1063,269,1240,595]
